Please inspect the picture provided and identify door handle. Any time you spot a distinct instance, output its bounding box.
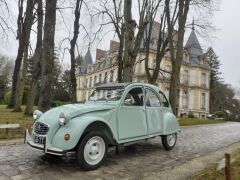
[142,109,145,112]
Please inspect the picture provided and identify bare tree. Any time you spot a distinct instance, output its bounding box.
[166,0,190,115]
[99,0,124,82]
[8,0,35,110]
[7,0,24,108]
[13,0,35,112]
[143,0,172,84]
[0,0,13,38]
[38,0,58,112]
[122,0,154,82]
[25,0,43,115]
[69,0,83,103]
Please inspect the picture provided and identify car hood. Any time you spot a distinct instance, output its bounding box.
[35,103,115,141]
[38,103,115,124]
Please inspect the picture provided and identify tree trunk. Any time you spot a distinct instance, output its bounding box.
[25,0,43,115]
[13,0,35,112]
[7,0,24,109]
[123,0,135,82]
[38,0,57,112]
[117,24,124,83]
[122,0,149,82]
[166,0,190,115]
[145,21,154,83]
[69,0,83,103]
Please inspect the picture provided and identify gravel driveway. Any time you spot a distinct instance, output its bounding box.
[1,122,240,180]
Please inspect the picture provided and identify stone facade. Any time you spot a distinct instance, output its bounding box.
[76,27,210,118]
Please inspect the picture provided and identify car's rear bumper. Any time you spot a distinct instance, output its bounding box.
[24,129,66,156]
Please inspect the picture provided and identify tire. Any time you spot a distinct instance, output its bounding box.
[76,131,108,170]
[161,133,177,151]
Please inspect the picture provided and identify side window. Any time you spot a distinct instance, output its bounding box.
[159,91,169,107]
[145,89,161,107]
[124,87,143,106]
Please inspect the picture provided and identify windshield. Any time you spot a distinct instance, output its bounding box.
[88,88,124,101]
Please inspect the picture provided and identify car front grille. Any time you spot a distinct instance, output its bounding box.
[34,122,49,135]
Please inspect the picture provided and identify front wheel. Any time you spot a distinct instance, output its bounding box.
[76,131,108,170]
[161,133,177,151]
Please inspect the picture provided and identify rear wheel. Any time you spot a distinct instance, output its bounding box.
[161,133,177,151]
[76,131,108,170]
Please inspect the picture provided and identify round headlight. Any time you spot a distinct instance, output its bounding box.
[33,110,43,120]
[59,112,66,126]
[33,114,37,120]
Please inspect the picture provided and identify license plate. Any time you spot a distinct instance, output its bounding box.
[34,134,45,144]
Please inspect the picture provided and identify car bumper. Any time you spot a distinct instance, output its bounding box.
[24,129,66,156]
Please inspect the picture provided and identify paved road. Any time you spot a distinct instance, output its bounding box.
[1,122,240,180]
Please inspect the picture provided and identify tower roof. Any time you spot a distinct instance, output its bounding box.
[185,26,203,64]
[83,48,93,65]
[79,48,93,74]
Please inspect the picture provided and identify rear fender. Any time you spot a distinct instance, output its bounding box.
[162,112,181,135]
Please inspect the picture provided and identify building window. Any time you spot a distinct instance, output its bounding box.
[201,73,207,87]
[99,74,102,83]
[146,89,160,107]
[86,78,88,88]
[182,90,188,109]
[110,71,113,82]
[89,77,92,87]
[182,70,189,85]
[94,76,97,86]
[201,93,206,110]
[104,72,107,83]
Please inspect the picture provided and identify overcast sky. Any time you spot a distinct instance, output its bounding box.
[0,0,239,88]
[210,0,240,88]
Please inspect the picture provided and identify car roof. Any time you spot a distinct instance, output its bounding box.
[96,82,160,92]
[96,83,130,89]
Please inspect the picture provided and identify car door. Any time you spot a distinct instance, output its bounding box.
[117,86,148,140]
[145,88,163,134]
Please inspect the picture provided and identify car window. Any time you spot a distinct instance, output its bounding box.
[89,88,124,101]
[159,91,169,107]
[124,87,143,106]
[145,89,161,107]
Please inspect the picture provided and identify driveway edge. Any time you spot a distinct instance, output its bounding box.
[142,141,240,180]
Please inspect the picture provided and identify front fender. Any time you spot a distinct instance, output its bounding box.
[51,116,113,151]
[162,112,181,135]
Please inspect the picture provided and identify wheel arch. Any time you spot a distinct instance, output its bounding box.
[81,121,116,146]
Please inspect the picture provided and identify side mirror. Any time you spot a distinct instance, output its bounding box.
[163,101,169,107]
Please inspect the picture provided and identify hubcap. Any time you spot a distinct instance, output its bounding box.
[167,134,176,147]
[83,136,105,165]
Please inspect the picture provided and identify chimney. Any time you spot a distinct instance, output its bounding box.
[110,40,120,52]
[96,49,107,61]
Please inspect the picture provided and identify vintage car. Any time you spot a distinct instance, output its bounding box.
[25,83,180,170]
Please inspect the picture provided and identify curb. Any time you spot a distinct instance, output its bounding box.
[0,138,23,146]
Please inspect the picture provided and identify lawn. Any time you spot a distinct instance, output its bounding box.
[0,105,34,140]
[179,118,225,126]
[193,149,240,180]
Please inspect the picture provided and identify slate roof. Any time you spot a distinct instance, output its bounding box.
[184,29,209,68]
[79,48,93,74]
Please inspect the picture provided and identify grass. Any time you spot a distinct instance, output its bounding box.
[179,118,225,126]
[193,149,240,180]
[0,105,34,140]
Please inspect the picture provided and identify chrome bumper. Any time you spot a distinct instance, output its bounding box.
[24,129,66,156]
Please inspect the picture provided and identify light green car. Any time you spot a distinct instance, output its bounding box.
[25,83,180,170]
